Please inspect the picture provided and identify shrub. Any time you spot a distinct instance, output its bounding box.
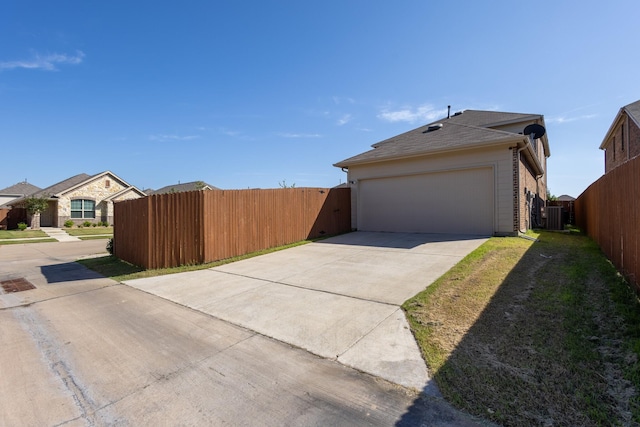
[17,222,27,231]
[64,220,74,228]
[92,223,97,227]
[106,238,114,255]
[83,221,92,227]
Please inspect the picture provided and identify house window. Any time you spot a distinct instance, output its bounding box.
[71,199,95,219]
[105,179,111,188]
[621,124,625,151]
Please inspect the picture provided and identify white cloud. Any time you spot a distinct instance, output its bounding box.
[148,134,200,142]
[377,104,448,124]
[546,114,597,124]
[278,132,322,138]
[337,114,352,126]
[0,50,85,71]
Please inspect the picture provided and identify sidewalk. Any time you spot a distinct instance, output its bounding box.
[40,227,82,242]
[0,227,81,243]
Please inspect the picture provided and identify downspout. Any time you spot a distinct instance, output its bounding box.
[516,139,531,233]
[534,171,544,228]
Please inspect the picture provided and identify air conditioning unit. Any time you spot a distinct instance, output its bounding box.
[547,206,563,230]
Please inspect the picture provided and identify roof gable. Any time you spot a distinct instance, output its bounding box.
[599,99,640,150]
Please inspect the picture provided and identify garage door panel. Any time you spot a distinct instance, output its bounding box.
[358,168,493,235]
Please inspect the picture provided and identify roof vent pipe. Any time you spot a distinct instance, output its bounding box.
[447,105,451,119]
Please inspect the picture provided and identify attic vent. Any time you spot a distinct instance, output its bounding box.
[423,123,443,133]
[453,111,463,116]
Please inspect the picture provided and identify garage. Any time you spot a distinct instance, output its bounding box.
[357,167,494,235]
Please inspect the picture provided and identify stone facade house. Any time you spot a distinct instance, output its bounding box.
[600,99,640,173]
[334,109,550,236]
[11,171,145,227]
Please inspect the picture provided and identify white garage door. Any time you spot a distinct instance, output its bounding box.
[358,167,494,235]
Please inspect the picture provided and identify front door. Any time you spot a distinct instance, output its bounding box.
[40,201,55,227]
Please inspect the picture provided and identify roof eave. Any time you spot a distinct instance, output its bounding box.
[599,108,626,150]
[334,137,523,169]
[484,114,543,129]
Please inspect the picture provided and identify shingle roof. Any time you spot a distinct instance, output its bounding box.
[29,173,94,198]
[0,181,41,196]
[624,99,640,126]
[335,110,540,167]
[150,181,220,195]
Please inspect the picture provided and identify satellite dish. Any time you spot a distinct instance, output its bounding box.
[523,124,546,139]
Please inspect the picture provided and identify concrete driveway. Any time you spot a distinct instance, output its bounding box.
[0,238,487,426]
[125,231,488,391]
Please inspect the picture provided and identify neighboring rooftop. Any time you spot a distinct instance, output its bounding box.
[0,180,41,196]
[557,195,576,202]
[624,99,640,124]
[149,181,220,195]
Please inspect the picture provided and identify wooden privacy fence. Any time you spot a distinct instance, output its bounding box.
[575,155,640,292]
[114,187,351,269]
[0,207,28,230]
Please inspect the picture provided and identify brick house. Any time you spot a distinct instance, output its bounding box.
[600,99,640,173]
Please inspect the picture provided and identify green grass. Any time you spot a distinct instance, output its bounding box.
[404,231,640,426]
[0,230,49,239]
[65,227,113,236]
[78,235,112,240]
[78,239,314,282]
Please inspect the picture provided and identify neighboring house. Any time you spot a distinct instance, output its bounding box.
[148,181,220,195]
[599,99,640,174]
[554,194,576,225]
[0,180,41,207]
[334,109,551,236]
[10,171,145,227]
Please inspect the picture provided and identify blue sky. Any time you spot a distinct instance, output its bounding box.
[1,1,638,197]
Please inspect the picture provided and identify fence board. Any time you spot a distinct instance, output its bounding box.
[114,187,351,269]
[576,156,640,291]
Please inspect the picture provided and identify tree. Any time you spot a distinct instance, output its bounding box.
[278,180,296,188]
[546,190,558,202]
[194,181,207,190]
[24,196,50,229]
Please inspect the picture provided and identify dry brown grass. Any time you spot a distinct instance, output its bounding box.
[404,231,640,426]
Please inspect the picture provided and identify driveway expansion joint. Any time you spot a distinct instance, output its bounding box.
[212,269,400,308]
